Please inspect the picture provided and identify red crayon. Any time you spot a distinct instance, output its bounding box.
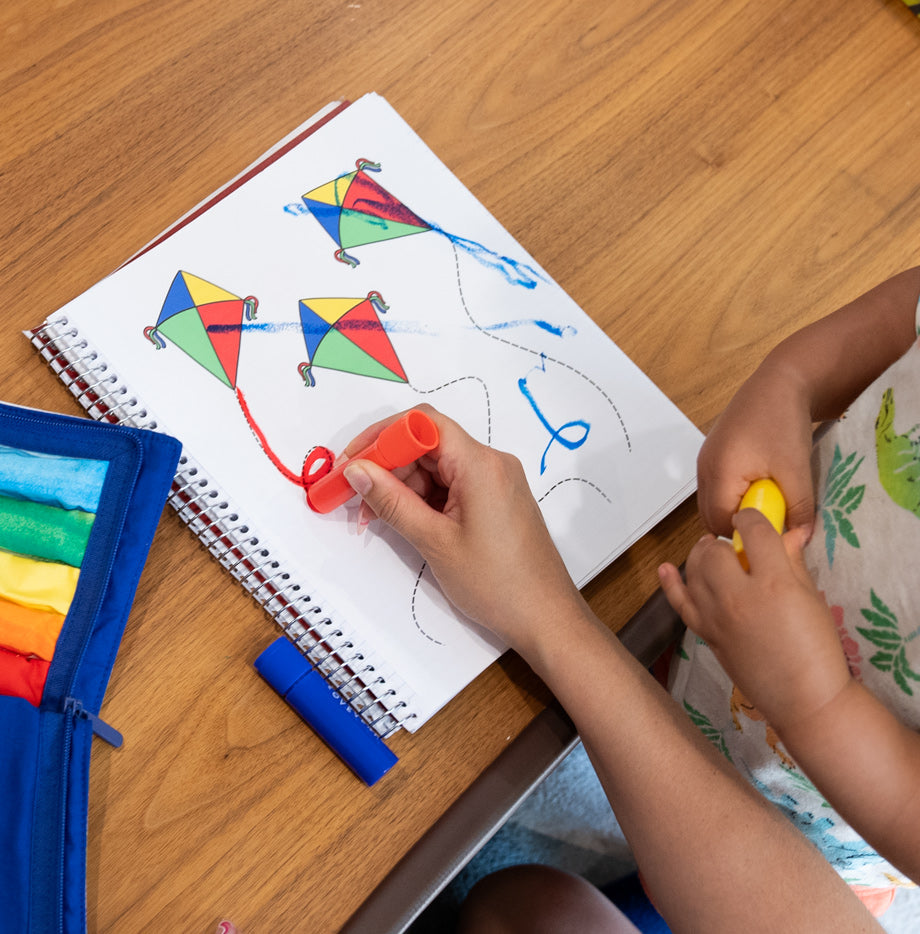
[305,410,439,513]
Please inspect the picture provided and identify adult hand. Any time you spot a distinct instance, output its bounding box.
[340,405,585,655]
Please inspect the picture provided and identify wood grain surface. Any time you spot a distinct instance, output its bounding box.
[2,0,919,930]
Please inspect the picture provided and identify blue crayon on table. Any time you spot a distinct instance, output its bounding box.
[254,636,398,785]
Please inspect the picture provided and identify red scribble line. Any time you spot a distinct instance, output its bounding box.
[235,386,302,485]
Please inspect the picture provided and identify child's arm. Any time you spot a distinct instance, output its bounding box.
[779,671,920,886]
[342,408,881,933]
[698,267,919,537]
[660,511,920,884]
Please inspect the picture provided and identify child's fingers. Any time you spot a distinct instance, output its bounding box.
[776,473,816,537]
[735,510,820,612]
[781,525,815,587]
[732,509,789,574]
[697,477,752,538]
[658,560,701,630]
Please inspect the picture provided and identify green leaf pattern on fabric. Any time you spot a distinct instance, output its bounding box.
[683,700,732,762]
[778,762,832,808]
[857,589,920,696]
[820,444,865,566]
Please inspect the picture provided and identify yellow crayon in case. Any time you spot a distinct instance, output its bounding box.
[732,478,786,570]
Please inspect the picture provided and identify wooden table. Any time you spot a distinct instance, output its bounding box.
[3,1,919,930]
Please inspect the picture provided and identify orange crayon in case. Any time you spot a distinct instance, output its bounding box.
[305,409,439,513]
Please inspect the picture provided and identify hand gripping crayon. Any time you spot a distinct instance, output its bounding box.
[732,478,786,570]
[305,409,440,513]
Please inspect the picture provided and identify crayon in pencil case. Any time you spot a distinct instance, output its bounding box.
[0,494,95,567]
[254,636,398,785]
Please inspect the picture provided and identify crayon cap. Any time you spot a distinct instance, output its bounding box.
[375,409,439,468]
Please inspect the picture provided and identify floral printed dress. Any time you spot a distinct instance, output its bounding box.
[669,298,920,898]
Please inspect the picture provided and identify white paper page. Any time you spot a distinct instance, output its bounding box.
[48,93,702,728]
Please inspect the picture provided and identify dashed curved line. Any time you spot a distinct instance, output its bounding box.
[411,561,444,645]
[410,376,492,641]
[410,375,492,445]
[411,481,611,642]
[408,248,623,643]
[538,476,613,505]
[449,240,631,452]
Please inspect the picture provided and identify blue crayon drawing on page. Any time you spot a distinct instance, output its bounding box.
[46,93,702,731]
[148,159,632,653]
[299,158,546,289]
[291,157,631,645]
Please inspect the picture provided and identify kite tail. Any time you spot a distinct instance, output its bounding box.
[334,248,359,267]
[367,291,389,314]
[144,326,165,349]
[355,158,381,173]
[297,362,316,387]
[235,387,302,486]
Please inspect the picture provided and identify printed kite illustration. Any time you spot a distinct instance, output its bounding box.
[301,159,431,266]
[144,275,412,492]
[297,291,408,387]
[144,271,258,388]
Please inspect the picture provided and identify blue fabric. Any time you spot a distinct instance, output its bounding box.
[0,403,180,934]
[601,873,673,933]
[0,699,41,933]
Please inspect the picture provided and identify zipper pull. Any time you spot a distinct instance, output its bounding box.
[65,697,124,748]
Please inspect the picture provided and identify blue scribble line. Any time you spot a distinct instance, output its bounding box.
[482,319,577,338]
[286,189,548,289]
[447,240,631,452]
[284,177,630,452]
[207,319,569,338]
[518,356,591,474]
[206,320,436,336]
[424,222,546,290]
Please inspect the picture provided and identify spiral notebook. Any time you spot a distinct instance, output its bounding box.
[27,92,702,771]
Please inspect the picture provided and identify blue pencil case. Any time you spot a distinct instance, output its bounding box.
[0,402,180,934]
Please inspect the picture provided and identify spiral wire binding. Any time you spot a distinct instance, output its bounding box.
[27,317,416,738]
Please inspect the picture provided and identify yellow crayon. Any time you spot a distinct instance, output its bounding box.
[732,478,786,570]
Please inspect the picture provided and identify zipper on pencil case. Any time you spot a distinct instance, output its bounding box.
[64,696,123,747]
[49,699,121,931]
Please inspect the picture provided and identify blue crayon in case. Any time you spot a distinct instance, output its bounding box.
[254,636,398,785]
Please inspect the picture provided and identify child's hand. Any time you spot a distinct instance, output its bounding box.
[659,509,851,733]
[697,360,817,539]
[341,405,585,655]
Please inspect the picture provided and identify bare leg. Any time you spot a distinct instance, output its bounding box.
[458,865,641,934]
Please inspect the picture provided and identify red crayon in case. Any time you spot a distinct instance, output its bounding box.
[305,409,439,513]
